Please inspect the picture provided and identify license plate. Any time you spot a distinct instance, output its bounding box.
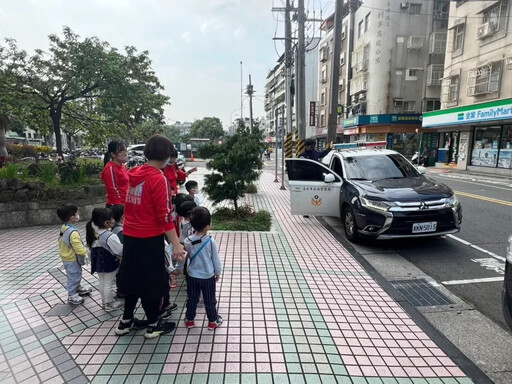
[412,222,437,233]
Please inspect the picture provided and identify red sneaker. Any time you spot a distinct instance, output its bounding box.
[185,319,195,329]
[208,316,223,331]
[170,275,178,289]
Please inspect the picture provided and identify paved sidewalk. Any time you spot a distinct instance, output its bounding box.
[0,168,478,383]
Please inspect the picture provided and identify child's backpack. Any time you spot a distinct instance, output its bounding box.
[183,236,212,277]
[90,231,120,274]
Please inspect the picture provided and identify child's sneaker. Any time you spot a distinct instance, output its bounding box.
[115,318,148,336]
[158,303,178,320]
[170,275,178,289]
[207,316,223,331]
[144,321,176,339]
[68,294,84,305]
[104,300,124,312]
[76,286,92,296]
[185,319,195,329]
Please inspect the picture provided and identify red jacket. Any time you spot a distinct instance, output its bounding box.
[124,164,174,238]
[163,164,187,195]
[100,162,129,205]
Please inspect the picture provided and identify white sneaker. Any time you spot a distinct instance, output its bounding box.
[104,300,124,312]
[68,294,84,305]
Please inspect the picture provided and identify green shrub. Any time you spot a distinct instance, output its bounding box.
[39,163,58,184]
[58,160,80,184]
[245,183,258,194]
[80,159,104,176]
[0,163,18,179]
[212,206,271,231]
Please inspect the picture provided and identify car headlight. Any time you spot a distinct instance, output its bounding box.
[360,197,393,212]
[444,194,459,207]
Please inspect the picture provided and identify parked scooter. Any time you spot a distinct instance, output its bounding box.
[411,151,420,165]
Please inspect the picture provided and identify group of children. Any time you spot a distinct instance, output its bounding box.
[56,179,223,332]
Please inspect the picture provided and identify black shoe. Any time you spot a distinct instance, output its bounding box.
[115,318,148,336]
[145,321,176,339]
[303,215,310,218]
[158,303,178,320]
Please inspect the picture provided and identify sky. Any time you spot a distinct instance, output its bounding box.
[0,0,311,129]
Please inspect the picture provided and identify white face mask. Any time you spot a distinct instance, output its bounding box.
[163,157,171,167]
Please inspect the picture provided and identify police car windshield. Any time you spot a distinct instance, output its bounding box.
[343,154,419,181]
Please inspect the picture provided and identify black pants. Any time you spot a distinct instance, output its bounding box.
[186,276,217,322]
[123,295,161,325]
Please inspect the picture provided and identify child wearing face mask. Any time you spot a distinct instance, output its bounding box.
[86,208,124,312]
[185,180,201,207]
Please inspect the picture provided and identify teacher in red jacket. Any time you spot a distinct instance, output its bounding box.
[100,141,129,207]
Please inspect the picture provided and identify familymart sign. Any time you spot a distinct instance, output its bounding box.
[423,98,512,128]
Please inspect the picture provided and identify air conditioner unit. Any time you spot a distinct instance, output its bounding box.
[400,2,409,9]
[351,95,358,104]
[359,93,366,101]
[478,22,497,39]
[393,100,403,107]
[407,36,424,50]
[506,56,512,70]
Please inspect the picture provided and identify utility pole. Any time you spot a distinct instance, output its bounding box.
[240,61,243,120]
[327,0,344,145]
[297,0,306,141]
[282,0,293,190]
[247,74,254,133]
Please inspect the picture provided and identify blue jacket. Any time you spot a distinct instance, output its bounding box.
[184,234,222,279]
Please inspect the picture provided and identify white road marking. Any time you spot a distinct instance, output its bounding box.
[447,234,506,262]
[442,277,504,285]
[429,173,512,191]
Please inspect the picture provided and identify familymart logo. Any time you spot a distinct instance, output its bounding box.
[457,113,464,121]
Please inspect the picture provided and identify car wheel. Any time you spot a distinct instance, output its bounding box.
[343,206,359,242]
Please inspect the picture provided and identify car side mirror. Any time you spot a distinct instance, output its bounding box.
[324,173,336,183]
[417,166,426,175]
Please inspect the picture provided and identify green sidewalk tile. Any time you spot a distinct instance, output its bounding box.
[454,380,473,384]
[98,364,117,375]
[281,335,295,344]
[207,374,224,384]
[98,314,113,322]
[155,344,170,353]
[141,375,160,384]
[439,380,459,384]
[191,374,208,384]
[2,341,20,352]
[150,354,167,363]
[351,378,369,384]
[386,378,409,383]
[158,335,173,344]
[157,375,174,384]
[86,318,101,327]
[240,374,257,384]
[5,348,24,359]
[335,376,353,384]
[331,365,348,376]
[257,373,273,384]
[22,341,41,352]
[56,330,72,338]
[127,375,144,384]
[328,355,343,365]
[323,346,338,355]
[285,353,299,362]
[304,374,321,384]
[366,379,384,384]
[105,353,123,364]
[108,375,127,384]
[320,337,335,345]
[288,374,306,384]
[71,323,87,333]
[174,375,191,384]
[320,375,337,384]
[112,344,129,354]
[273,374,289,383]
[283,343,297,352]
[224,374,241,384]
[40,334,57,345]
[92,376,111,384]
[146,363,163,375]
[287,363,303,373]
[424,380,443,384]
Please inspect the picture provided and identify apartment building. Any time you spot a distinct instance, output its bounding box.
[264,55,287,144]
[341,0,449,157]
[423,0,512,175]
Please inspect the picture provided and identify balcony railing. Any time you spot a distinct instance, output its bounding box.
[429,32,447,55]
[427,64,444,86]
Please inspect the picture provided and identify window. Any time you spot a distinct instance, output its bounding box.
[453,24,465,52]
[321,68,327,83]
[480,0,508,37]
[358,20,364,38]
[320,113,325,127]
[404,101,416,112]
[321,91,326,105]
[467,62,501,96]
[338,90,343,104]
[364,13,370,32]
[340,52,345,66]
[425,99,441,112]
[499,125,512,169]
[410,3,422,14]
[406,68,420,81]
[442,75,459,103]
[471,126,502,167]
[427,64,444,86]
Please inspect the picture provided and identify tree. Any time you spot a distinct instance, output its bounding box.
[198,119,264,216]
[0,28,169,156]
[190,117,225,141]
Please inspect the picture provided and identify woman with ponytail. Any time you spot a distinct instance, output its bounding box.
[100,141,129,207]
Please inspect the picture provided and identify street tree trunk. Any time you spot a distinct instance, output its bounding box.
[0,114,9,161]
[50,106,63,157]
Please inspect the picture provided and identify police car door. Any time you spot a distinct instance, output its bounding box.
[285,158,341,217]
